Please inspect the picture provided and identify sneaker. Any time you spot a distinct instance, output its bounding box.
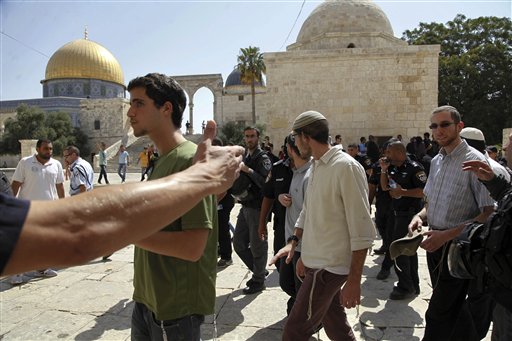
[243,282,265,295]
[246,270,269,286]
[34,269,58,277]
[376,268,390,280]
[9,274,25,285]
[217,258,233,267]
[389,286,416,300]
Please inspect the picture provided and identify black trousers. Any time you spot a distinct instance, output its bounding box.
[375,204,394,270]
[279,251,302,315]
[424,243,483,341]
[217,197,235,260]
[393,211,419,293]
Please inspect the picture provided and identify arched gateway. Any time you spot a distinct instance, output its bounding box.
[173,74,224,134]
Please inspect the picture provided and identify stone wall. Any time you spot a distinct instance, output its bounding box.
[221,90,267,127]
[78,97,131,152]
[261,44,440,145]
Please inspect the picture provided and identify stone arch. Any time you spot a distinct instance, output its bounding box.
[173,74,223,134]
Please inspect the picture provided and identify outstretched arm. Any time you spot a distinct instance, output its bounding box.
[3,121,244,276]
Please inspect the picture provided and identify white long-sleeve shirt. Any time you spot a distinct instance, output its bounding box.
[296,146,376,274]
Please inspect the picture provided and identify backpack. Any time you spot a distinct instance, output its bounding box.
[0,171,12,196]
[448,191,512,309]
[484,191,512,289]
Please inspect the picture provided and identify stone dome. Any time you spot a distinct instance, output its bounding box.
[225,69,265,87]
[296,0,394,46]
[44,39,124,86]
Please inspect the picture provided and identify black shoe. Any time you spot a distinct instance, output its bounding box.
[374,247,386,255]
[246,270,269,286]
[243,282,265,295]
[389,286,416,300]
[376,268,390,280]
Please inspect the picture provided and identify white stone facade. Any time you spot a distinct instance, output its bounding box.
[260,45,440,145]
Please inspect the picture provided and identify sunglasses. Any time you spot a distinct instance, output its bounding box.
[429,122,456,130]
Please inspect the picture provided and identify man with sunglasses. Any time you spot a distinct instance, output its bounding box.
[408,105,495,340]
[63,146,94,196]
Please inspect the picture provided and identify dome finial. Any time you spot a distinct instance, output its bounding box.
[84,26,88,40]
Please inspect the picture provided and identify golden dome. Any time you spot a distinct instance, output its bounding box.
[45,39,124,86]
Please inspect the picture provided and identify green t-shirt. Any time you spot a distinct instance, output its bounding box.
[132,140,218,321]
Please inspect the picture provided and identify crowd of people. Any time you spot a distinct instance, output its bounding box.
[1,72,512,340]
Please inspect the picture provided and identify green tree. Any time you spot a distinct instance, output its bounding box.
[218,121,266,147]
[236,46,266,124]
[0,104,89,155]
[403,15,512,144]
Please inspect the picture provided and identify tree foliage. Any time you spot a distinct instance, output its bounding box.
[0,104,90,156]
[236,46,266,124]
[218,121,266,147]
[403,15,511,144]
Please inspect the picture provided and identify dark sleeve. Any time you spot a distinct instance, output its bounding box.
[0,193,30,275]
[248,153,272,190]
[482,175,512,202]
[262,171,275,199]
[411,163,428,189]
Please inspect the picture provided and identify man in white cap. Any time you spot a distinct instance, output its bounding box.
[460,127,511,182]
[271,110,375,340]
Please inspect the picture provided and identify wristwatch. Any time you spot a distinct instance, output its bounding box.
[287,235,299,244]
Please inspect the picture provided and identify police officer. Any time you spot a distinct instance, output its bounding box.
[233,126,272,295]
[380,138,427,300]
[258,137,293,271]
[368,143,394,280]
[347,143,373,178]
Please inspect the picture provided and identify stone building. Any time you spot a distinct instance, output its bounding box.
[221,0,440,146]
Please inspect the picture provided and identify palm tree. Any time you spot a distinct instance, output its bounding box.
[236,46,266,124]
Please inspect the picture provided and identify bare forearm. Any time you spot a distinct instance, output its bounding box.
[11,181,21,197]
[4,167,220,274]
[347,248,367,282]
[135,229,209,261]
[404,188,424,198]
[56,184,65,199]
[259,197,274,227]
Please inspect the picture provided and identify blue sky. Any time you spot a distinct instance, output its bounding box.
[1,0,510,133]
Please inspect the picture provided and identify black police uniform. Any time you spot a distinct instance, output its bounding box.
[233,147,273,289]
[262,158,293,262]
[388,158,427,296]
[369,163,394,271]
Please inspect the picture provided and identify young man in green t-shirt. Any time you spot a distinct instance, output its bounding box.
[127,73,217,340]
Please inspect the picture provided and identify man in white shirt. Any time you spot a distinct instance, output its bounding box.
[10,139,65,284]
[272,111,375,340]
